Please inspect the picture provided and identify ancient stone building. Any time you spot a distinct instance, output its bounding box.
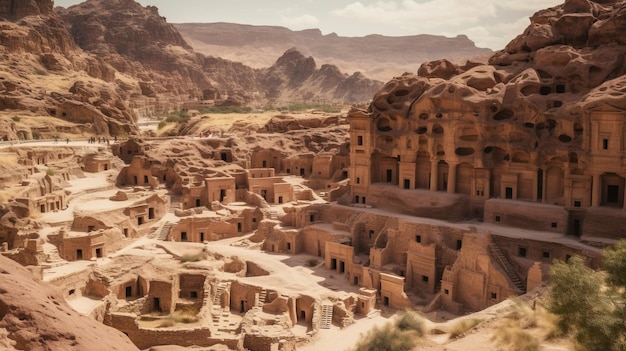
[347,80,626,241]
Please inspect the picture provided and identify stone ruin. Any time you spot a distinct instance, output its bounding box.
[2,0,626,349]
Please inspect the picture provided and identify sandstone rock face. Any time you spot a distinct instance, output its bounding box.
[350,0,626,238]
[0,255,139,350]
[0,0,53,20]
[260,48,383,103]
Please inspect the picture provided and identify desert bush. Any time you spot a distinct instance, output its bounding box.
[11,116,20,122]
[46,169,55,176]
[448,318,482,339]
[491,323,539,351]
[352,323,416,351]
[394,310,425,336]
[306,258,319,267]
[165,111,190,124]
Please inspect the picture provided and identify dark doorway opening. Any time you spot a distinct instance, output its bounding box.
[220,189,226,202]
[505,187,513,199]
[537,169,543,201]
[404,179,410,189]
[148,207,155,219]
[125,286,132,298]
[331,258,337,270]
[76,249,83,260]
[608,185,619,204]
[153,297,161,312]
[386,169,393,182]
[95,248,102,258]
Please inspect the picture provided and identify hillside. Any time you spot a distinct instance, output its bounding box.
[0,0,383,141]
[175,22,494,82]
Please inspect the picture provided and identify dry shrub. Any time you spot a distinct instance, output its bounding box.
[448,318,482,339]
[306,258,319,267]
[491,299,561,351]
[353,323,416,351]
[491,323,539,351]
[395,310,426,336]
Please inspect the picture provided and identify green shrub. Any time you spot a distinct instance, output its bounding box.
[46,169,55,176]
[199,106,253,114]
[11,116,20,122]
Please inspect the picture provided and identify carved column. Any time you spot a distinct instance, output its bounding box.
[592,173,601,207]
[430,160,438,192]
[447,162,457,194]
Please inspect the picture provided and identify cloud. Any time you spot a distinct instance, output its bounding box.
[280,14,321,30]
[330,0,562,49]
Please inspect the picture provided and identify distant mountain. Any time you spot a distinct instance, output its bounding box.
[174,23,494,82]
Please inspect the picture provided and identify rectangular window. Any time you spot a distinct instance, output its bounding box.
[603,139,609,150]
[551,222,557,228]
[357,135,363,146]
[491,292,497,300]
[356,177,361,184]
[495,215,501,222]
[444,289,449,295]
[415,235,421,243]
[543,251,551,258]
[422,275,429,282]
[456,240,462,250]
[574,200,581,207]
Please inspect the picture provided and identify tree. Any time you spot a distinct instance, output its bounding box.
[548,245,626,351]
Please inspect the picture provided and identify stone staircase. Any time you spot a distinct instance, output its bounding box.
[489,243,526,293]
[157,223,173,241]
[319,303,333,329]
[256,289,267,307]
[43,243,67,268]
[211,282,231,325]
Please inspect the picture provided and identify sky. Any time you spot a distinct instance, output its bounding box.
[53,0,563,50]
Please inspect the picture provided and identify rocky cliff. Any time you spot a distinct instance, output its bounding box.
[0,255,139,350]
[175,23,494,82]
[0,0,383,140]
[360,0,626,207]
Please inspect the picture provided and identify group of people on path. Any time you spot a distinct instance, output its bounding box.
[87,136,117,145]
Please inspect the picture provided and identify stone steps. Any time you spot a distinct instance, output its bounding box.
[256,288,267,307]
[489,243,526,293]
[157,223,173,241]
[320,304,333,329]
